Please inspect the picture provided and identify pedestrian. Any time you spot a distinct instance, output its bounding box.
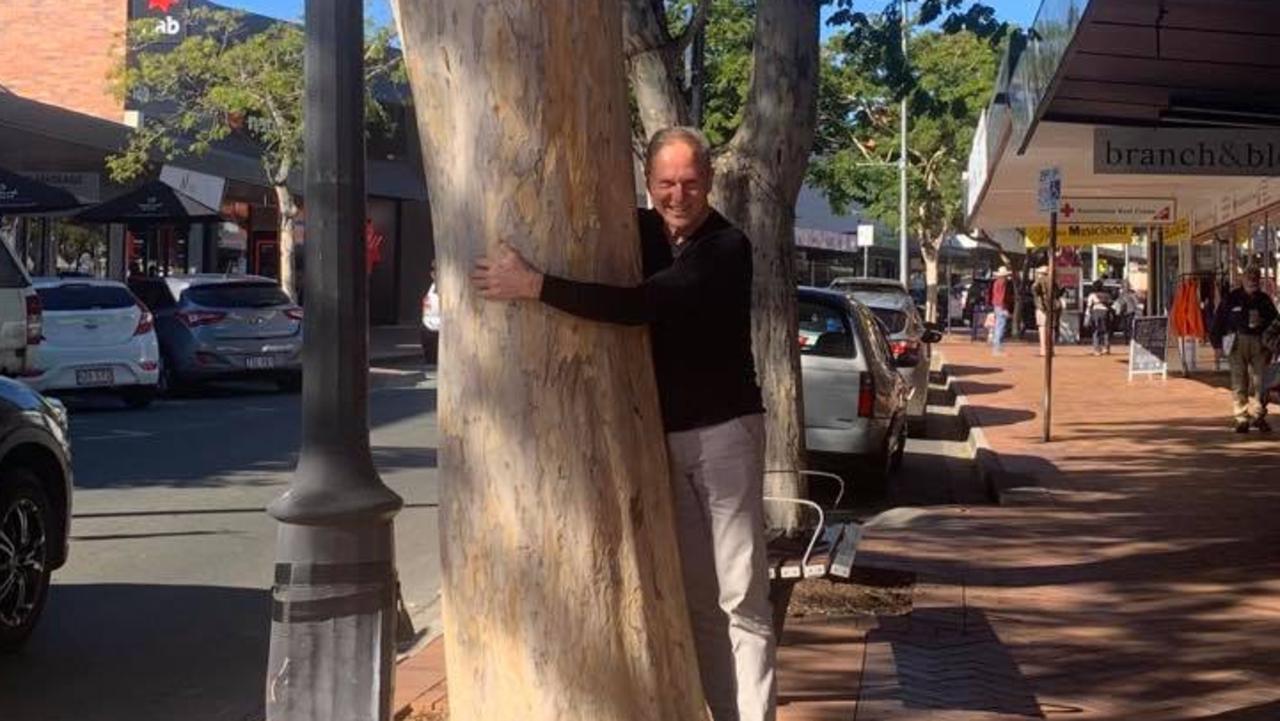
[1113,281,1139,345]
[989,266,1014,355]
[471,126,775,721]
[1211,267,1278,433]
[1033,265,1054,357]
[1085,279,1114,356]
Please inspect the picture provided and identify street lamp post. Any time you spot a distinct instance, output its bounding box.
[264,0,403,719]
[899,0,910,287]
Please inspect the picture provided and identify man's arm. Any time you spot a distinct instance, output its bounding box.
[472,235,749,326]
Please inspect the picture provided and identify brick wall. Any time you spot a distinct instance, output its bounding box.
[0,0,127,122]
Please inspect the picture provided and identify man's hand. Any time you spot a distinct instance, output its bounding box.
[471,241,544,301]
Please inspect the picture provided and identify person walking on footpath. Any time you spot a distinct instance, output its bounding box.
[1211,267,1278,433]
[1033,265,1054,356]
[471,126,776,721]
[989,266,1015,355]
[1086,280,1114,356]
[1113,281,1140,345]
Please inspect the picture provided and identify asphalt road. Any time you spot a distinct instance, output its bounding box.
[0,363,441,721]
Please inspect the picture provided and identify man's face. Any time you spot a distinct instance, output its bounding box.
[1245,274,1260,293]
[647,140,712,239]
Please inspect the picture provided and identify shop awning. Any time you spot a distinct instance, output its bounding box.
[76,180,221,225]
[0,166,83,215]
[966,0,1280,234]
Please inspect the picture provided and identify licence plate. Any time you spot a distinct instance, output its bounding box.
[76,368,114,386]
[246,355,277,370]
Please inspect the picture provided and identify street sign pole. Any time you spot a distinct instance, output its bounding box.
[1038,167,1061,444]
[265,0,404,718]
[1044,211,1057,443]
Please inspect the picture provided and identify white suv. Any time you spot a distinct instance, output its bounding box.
[0,240,41,377]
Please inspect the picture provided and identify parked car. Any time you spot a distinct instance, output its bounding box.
[128,275,302,393]
[798,287,910,494]
[0,236,42,377]
[24,278,160,408]
[0,376,72,651]
[828,277,941,427]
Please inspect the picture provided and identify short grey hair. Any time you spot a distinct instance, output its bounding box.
[644,126,713,179]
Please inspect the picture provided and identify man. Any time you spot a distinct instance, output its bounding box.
[471,126,775,721]
[1113,280,1139,345]
[1212,267,1278,433]
[989,266,1014,355]
[1032,265,1053,357]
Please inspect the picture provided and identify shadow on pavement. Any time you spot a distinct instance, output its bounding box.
[0,583,269,721]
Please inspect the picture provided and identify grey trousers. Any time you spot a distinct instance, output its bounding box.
[666,414,776,721]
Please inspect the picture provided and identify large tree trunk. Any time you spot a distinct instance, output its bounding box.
[922,238,941,323]
[712,1,820,529]
[623,0,690,138]
[274,184,299,301]
[395,2,706,719]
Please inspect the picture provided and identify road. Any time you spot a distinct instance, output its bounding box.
[0,363,441,721]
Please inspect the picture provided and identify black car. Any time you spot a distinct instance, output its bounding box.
[0,376,72,651]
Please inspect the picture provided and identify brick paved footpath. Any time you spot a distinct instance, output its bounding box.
[393,336,1280,720]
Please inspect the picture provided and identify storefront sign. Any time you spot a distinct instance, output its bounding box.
[1026,224,1136,248]
[130,0,188,43]
[1096,128,1280,176]
[25,172,100,202]
[1056,197,1175,225]
[160,165,225,211]
[1129,316,1169,380]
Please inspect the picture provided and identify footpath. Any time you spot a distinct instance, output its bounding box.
[393,336,1280,720]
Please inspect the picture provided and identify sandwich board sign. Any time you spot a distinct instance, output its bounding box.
[1128,316,1169,381]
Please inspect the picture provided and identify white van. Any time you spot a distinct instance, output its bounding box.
[0,239,41,376]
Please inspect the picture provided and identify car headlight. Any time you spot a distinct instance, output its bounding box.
[44,397,69,433]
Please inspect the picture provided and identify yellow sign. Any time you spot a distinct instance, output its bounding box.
[1025,217,1190,247]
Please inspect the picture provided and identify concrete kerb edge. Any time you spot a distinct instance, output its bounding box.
[936,352,1053,506]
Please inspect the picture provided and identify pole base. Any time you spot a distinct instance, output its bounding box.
[266,521,398,721]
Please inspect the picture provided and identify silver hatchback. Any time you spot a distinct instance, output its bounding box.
[799,287,910,493]
[128,275,303,393]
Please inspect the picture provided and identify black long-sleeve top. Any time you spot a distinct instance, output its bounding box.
[539,208,764,433]
[1211,287,1279,340]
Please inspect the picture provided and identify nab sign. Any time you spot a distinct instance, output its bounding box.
[130,0,188,43]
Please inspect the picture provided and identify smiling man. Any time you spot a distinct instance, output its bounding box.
[472,126,775,721]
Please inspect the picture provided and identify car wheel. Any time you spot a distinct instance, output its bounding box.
[0,469,53,652]
[121,386,157,409]
[276,372,303,394]
[157,358,182,397]
[889,420,907,474]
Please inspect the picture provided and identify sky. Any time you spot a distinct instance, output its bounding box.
[219,0,1041,35]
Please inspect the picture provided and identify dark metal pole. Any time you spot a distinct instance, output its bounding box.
[265,0,403,718]
[1043,211,1057,443]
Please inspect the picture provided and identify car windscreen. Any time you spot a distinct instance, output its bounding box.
[37,284,135,311]
[867,307,908,334]
[184,283,291,309]
[798,300,856,358]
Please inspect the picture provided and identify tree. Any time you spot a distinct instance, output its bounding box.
[809,2,1007,321]
[624,0,820,525]
[107,7,400,298]
[393,1,706,718]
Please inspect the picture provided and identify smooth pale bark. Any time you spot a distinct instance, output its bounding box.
[394,2,706,719]
[922,240,940,323]
[274,184,299,300]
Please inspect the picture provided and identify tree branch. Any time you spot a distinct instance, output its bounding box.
[673,0,712,57]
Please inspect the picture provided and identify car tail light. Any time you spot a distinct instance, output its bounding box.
[889,339,921,365]
[140,360,159,371]
[177,310,227,328]
[285,308,303,321]
[858,371,875,418]
[25,294,42,345]
[134,303,155,336]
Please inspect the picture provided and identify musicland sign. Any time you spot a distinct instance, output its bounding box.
[1096,128,1280,176]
